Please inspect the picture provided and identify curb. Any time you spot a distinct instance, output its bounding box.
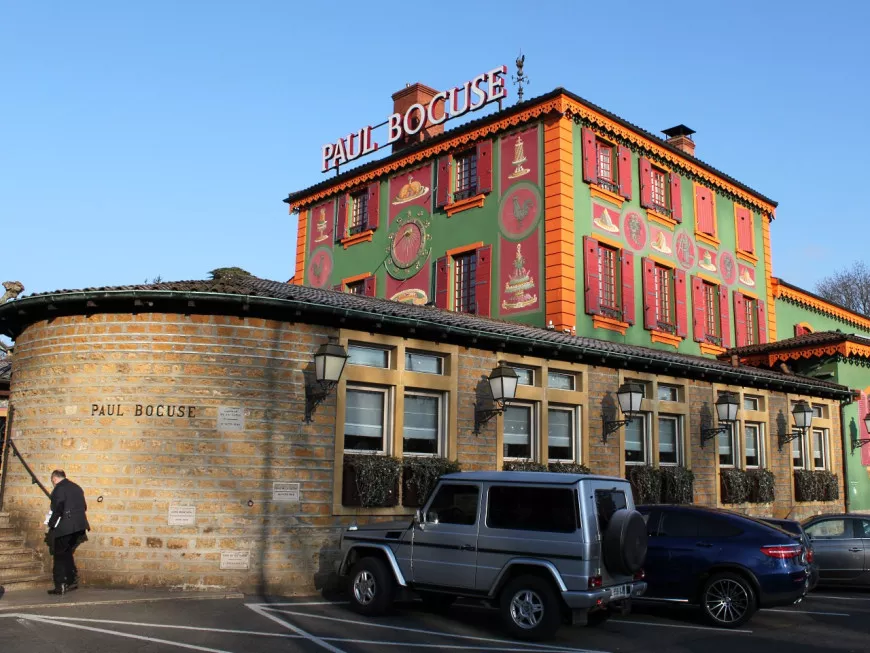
[0,591,245,612]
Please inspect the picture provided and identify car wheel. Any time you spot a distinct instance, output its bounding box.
[586,609,611,627]
[348,556,395,616]
[499,575,562,641]
[419,591,456,614]
[701,572,756,628]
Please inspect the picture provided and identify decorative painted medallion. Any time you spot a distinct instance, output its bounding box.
[390,288,429,305]
[675,230,696,270]
[737,264,756,288]
[697,246,718,273]
[308,199,335,250]
[307,247,333,289]
[720,251,737,286]
[385,207,432,280]
[650,228,673,255]
[388,163,432,223]
[500,125,539,194]
[499,233,541,315]
[498,181,542,240]
[386,266,431,305]
[592,203,620,234]
[623,211,647,251]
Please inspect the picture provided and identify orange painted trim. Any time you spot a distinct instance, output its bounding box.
[649,254,676,269]
[646,209,677,230]
[294,209,308,286]
[774,279,870,332]
[736,251,759,266]
[695,232,721,248]
[590,185,625,208]
[651,330,683,348]
[593,233,623,250]
[739,288,759,300]
[446,241,484,258]
[697,271,720,285]
[740,341,870,368]
[733,204,757,260]
[445,193,485,217]
[797,321,815,334]
[341,272,373,287]
[544,116,576,333]
[290,94,777,217]
[700,342,727,356]
[592,314,629,335]
[762,218,776,341]
[341,229,374,249]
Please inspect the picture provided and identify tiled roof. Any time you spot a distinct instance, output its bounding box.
[285,87,777,209]
[0,276,849,399]
[726,331,870,357]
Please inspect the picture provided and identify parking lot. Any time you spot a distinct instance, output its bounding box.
[1,590,869,653]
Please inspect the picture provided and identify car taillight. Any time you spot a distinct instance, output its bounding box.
[588,575,603,589]
[761,544,802,559]
[806,548,814,563]
[633,569,646,580]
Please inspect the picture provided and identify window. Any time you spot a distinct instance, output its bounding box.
[427,484,479,526]
[806,519,849,539]
[703,281,720,341]
[654,264,675,331]
[658,416,681,465]
[514,367,535,386]
[348,345,389,368]
[454,150,478,200]
[734,292,765,347]
[596,140,618,193]
[792,432,806,469]
[626,379,648,398]
[405,351,444,375]
[858,520,870,538]
[345,387,389,452]
[812,428,829,470]
[744,423,763,468]
[346,280,366,295]
[488,486,577,533]
[695,185,716,237]
[719,423,736,467]
[639,157,681,220]
[595,489,627,535]
[547,371,575,390]
[657,384,679,402]
[503,403,534,459]
[548,406,578,462]
[598,244,620,316]
[403,392,443,455]
[744,395,761,411]
[453,251,477,314]
[624,415,648,464]
[812,404,828,419]
[744,296,758,345]
[650,167,668,212]
[585,236,635,328]
[349,190,368,235]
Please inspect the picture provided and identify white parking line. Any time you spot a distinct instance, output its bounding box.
[29,615,301,638]
[246,603,348,653]
[610,618,752,634]
[809,594,870,602]
[762,608,850,617]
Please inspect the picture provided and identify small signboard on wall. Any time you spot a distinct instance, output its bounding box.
[168,501,196,526]
[272,482,300,503]
[220,550,251,570]
[217,406,245,432]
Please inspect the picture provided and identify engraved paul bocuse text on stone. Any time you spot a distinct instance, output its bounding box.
[91,403,197,418]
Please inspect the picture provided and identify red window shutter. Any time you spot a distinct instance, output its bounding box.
[733,291,747,347]
[617,145,632,199]
[476,140,493,195]
[436,156,451,208]
[691,276,705,342]
[621,250,635,325]
[367,182,380,230]
[670,173,682,222]
[435,256,449,309]
[475,245,492,316]
[336,195,347,242]
[581,128,597,183]
[642,257,657,330]
[583,236,600,315]
[736,206,752,252]
[675,269,688,338]
[794,324,809,337]
[757,300,767,344]
[363,275,376,297]
[719,286,731,348]
[696,186,714,234]
[639,157,653,209]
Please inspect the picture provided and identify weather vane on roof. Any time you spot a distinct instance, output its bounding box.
[512,53,529,104]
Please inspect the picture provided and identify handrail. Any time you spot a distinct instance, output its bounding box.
[0,406,51,506]
[8,437,51,499]
[0,404,12,509]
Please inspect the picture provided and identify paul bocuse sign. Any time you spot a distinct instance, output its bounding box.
[321,65,508,173]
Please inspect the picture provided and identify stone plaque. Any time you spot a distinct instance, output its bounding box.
[220,550,250,570]
[272,482,300,503]
[217,406,245,432]
[168,501,196,526]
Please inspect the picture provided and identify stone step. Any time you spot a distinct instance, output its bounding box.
[0,512,11,528]
[0,572,53,591]
[0,547,41,564]
[0,560,45,582]
[0,534,25,548]
[0,526,20,538]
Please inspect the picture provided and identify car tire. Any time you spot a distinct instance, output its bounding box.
[499,575,562,641]
[700,572,757,628]
[419,591,456,614]
[602,509,647,576]
[348,556,395,616]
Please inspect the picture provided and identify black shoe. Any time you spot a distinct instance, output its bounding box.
[47,584,67,595]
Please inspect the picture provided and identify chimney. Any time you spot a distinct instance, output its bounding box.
[391,82,445,153]
[662,125,696,157]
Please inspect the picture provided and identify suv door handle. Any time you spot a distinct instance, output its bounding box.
[695,542,713,548]
[848,547,862,553]
[460,544,476,551]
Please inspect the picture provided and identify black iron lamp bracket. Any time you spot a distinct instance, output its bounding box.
[305,381,338,423]
[700,425,729,447]
[777,429,805,452]
[602,419,630,443]
[474,402,509,435]
[851,438,870,454]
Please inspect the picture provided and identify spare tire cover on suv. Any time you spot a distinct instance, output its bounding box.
[602,509,647,576]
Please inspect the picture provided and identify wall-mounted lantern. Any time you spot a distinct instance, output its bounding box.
[473,361,519,434]
[700,391,740,447]
[777,399,814,451]
[304,341,349,422]
[851,412,870,454]
[602,383,644,443]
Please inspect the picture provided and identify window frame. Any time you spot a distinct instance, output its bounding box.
[452,250,477,315]
[344,384,392,454]
[547,404,581,463]
[453,149,478,201]
[653,262,676,332]
[812,427,829,471]
[349,189,369,235]
[598,243,622,318]
[650,166,669,214]
[624,413,651,466]
[547,371,576,391]
[405,351,445,375]
[402,389,446,457]
[718,422,738,468]
[596,138,618,194]
[502,400,538,461]
[657,414,682,466]
[347,344,391,369]
[743,421,764,469]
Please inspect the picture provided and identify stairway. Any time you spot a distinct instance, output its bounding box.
[0,511,51,591]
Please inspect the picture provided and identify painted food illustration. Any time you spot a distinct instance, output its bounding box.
[392,175,430,205]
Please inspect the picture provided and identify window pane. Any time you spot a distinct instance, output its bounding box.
[624,416,646,463]
[428,484,479,525]
[659,416,678,465]
[745,423,760,467]
[348,345,389,368]
[488,486,577,532]
[454,251,477,314]
[718,425,734,466]
[547,371,575,390]
[504,404,532,458]
[813,429,826,468]
[744,396,760,411]
[812,404,825,418]
[657,385,679,402]
[514,368,534,386]
[403,394,439,455]
[793,435,805,468]
[405,352,443,375]
[595,489,627,535]
[806,519,848,539]
[345,389,385,451]
[548,408,573,460]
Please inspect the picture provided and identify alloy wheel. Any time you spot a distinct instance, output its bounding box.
[353,570,376,605]
[704,577,749,625]
[509,589,545,629]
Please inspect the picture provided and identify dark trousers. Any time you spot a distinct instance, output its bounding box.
[52,533,81,587]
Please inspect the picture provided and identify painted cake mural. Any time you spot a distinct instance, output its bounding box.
[307,199,335,288]
[499,126,540,192]
[385,165,434,303]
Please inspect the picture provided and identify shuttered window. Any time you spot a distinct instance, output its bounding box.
[582,128,632,199]
[599,245,619,313]
[733,292,766,347]
[454,150,478,201]
[349,191,368,235]
[584,236,635,324]
[695,185,716,236]
[735,206,754,254]
[453,251,477,314]
[651,168,667,209]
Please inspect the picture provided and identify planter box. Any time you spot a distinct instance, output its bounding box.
[342,461,399,508]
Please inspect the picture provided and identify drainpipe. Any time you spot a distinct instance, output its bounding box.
[840,398,853,513]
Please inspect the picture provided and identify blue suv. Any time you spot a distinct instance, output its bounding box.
[638,505,809,627]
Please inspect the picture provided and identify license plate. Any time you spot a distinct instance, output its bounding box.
[610,584,630,599]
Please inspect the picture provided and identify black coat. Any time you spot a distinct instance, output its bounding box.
[48,478,90,537]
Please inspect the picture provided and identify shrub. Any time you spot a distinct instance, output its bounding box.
[661,466,695,504]
[818,470,839,501]
[794,469,820,502]
[746,468,776,503]
[402,457,461,507]
[720,468,751,504]
[502,461,548,472]
[627,465,662,505]
[547,462,591,474]
[344,454,401,508]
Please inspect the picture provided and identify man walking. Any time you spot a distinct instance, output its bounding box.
[46,470,89,595]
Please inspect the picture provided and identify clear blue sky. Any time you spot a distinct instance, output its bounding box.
[2,0,868,301]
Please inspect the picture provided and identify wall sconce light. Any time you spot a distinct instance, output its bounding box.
[602,383,644,443]
[700,391,739,446]
[777,399,814,451]
[474,361,519,434]
[304,341,349,422]
[851,412,870,454]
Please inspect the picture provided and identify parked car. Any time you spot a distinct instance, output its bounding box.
[337,471,648,641]
[760,517,819,591]
[802,514,870,587]
[637,505,809,628]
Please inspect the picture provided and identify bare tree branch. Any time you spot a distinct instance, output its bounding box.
[815,261,870,317]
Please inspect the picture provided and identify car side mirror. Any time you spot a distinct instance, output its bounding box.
[426,511,440,525]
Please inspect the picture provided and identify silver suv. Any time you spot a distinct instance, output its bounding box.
[337,471,648,640]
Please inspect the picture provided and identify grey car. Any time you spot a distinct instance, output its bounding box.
[802,514,870,587]
[337,471,648,641]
